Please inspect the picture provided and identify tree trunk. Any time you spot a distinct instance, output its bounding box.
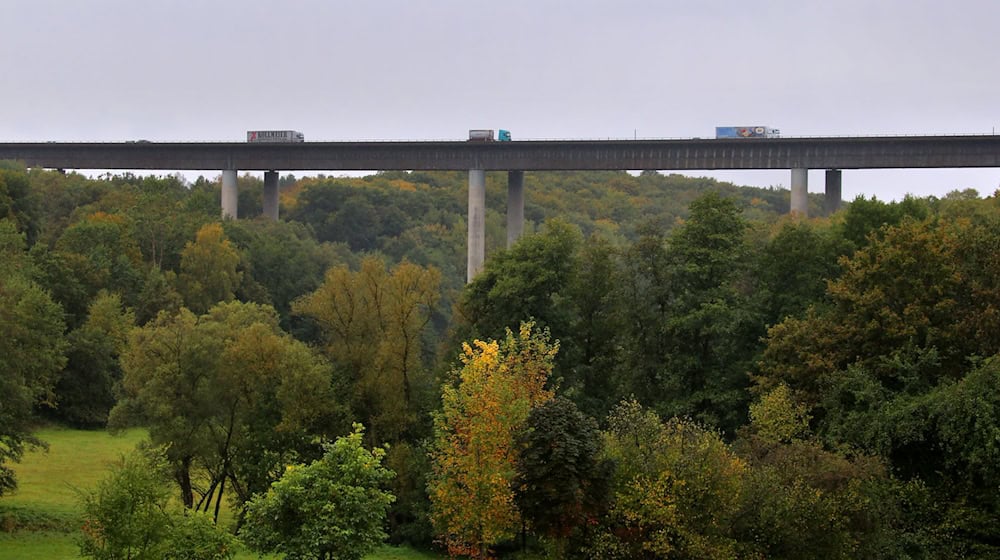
[175,456,194,509]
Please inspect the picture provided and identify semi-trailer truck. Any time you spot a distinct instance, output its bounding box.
[468,129,512,141]
[247,130,305,143]
[715,126,780,138]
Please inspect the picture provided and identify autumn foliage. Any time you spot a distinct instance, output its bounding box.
[428,323,556,558]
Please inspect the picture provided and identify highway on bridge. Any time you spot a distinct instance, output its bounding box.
[4,134,998,282]
[1,135,999,171]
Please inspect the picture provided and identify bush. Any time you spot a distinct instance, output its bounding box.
[241,424,396,560]
[78,448,235,560]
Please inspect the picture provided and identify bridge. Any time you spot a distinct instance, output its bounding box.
[2,135,999,280]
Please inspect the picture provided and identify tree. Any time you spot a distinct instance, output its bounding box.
[0,162,39,243]
[221,219,339,328]
[79,450,174,560]
[241,424,396,560]
[459,218,582,343]
[48,292,134,427]
[176,223,242,314]
[0,219,67,495]
[599,399,745,559]
[110,301,337,518]
[53,211,146,320]
[756,215,1000,555]
[617,192,758,433]
[78,448,236,560]
[428,323,557,558]
[753,219,847,326]
[513,397,611,558]
[293,256,441,445]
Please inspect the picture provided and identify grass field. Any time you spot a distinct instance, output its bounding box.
[0,426,443,559]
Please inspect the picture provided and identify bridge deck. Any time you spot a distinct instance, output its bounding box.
[1,136,998,171]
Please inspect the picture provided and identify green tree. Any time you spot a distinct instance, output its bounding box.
[0,219,67,495]
[618,192,758,433]
[756,215,1000,555]
[753,219,846,326]
[513,397,611,558]
[428,323,557,559]
[838,195,929,250]
[48,292,134,427]
[110,302,337,518]
[53,211,146,319]
[459,218,582,343]
[79,448,236,560]
[79,450,174,560]
[0,162,39,243]
[222,219,339,327]
[241,424,396,560]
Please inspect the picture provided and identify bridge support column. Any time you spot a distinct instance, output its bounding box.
[263,171,279,220]
[507,171,524,248]
[790,168,808,216]
[222,169,238,219]
[468,169,486,282]
[825,169,842,214]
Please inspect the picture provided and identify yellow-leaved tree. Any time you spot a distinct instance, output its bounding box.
[293,256,440,444]
[428,323,557,559]
[176,223,242,314]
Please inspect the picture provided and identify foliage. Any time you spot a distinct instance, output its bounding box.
[617,192,758,433]
[110,301,338,517]
[600,399,745,559]
[0,219,67,496]
[428,323,557,559]
[0,163,40,243]
[459,218,582,342]
[221,219,342,327]
[747,383,811,444]
[78,448,235,560]
[77,449,172,560]
[176,223,243,314]
[513,397,611,557]
[757,213,1000,554]
[54,211,146,312]
[294,256,441,445]
[46,292,134,427]
[241,424,396,560]
[752,218,847,325]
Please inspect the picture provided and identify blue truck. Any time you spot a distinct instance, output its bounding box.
[715,126,780,139]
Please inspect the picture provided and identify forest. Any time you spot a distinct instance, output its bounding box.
[2,158,1000,559]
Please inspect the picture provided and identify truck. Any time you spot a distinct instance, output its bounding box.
[468,129,513,142]
[468,129,495,141]
[715,126,780,139]
[247,130,305,143]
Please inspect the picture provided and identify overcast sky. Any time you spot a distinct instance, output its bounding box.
[3,0,998,201]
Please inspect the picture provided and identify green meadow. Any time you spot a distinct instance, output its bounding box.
[0,427,441,560]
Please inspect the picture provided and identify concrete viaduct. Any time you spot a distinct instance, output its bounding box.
[2,135,999,281]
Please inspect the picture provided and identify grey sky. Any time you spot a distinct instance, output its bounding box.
[4,0,998,201]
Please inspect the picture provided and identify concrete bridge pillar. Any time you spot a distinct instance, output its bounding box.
[221,169,238,219]
[507,170,525,248]
[263,171,279,220]
[825,169,842,214]
[467,169,486,282]
[790,168,808,216]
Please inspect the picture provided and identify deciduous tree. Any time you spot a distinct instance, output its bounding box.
[0,219,67,495]
[176,223,242,314]
[241,424,396,560]
[428,323,557,558]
